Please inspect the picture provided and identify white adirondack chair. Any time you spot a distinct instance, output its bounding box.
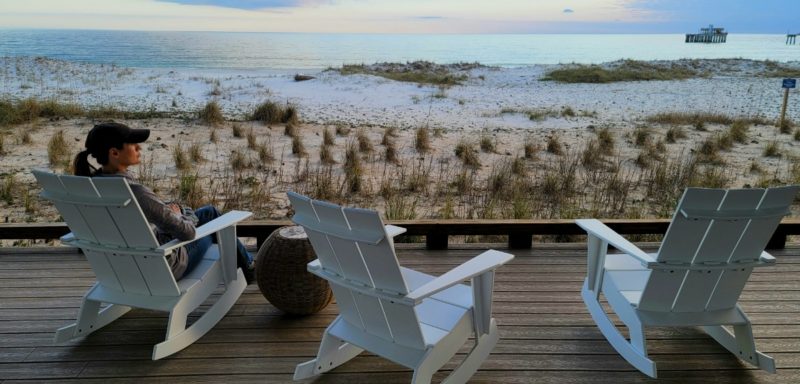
[33,169,252,360]
[578,186,799,378]
[287,192,514,384]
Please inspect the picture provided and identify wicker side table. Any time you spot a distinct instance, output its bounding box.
[255,226,333,315]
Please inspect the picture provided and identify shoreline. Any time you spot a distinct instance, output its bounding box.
[2,57,799,127]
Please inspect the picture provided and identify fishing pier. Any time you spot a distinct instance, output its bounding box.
[685,25,728,43]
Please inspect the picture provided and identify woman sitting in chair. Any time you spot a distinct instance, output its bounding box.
[72,122,255,283]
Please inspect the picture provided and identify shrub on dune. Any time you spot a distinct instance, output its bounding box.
[251,100,299,125]
[198,100,224,125]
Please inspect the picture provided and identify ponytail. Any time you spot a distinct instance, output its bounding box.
[73,150,96,177]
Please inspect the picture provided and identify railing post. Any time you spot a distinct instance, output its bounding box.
[426,229,448,250]
[766,232,787,250]
[508,232,532,249]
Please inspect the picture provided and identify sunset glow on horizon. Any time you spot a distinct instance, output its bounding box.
[0,0,797,34]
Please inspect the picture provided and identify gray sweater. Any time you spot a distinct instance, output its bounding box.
[95,171,196,278]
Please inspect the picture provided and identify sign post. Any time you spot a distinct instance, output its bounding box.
[779,78,796,129]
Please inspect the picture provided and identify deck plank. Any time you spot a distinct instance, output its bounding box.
[1,243,799,382]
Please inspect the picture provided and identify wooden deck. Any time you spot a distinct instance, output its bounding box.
[1,243,799,383]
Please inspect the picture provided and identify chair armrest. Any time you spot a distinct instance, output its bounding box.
[575,219,656,267]
[159,210,253,253]
[60,232,76,243]
[385,225,406,238]
[406,249,514,303]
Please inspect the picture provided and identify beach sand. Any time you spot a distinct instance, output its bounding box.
[1,57,799,227]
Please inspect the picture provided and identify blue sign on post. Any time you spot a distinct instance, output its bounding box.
[783,78,796,89]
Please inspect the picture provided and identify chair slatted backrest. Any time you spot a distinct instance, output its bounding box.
[33,170,181,297]
[288,192,426,350]
[638,186,798,312]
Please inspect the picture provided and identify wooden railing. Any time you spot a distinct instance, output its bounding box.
[2,219,799,250]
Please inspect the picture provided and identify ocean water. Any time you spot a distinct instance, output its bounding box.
[0,29,798,70]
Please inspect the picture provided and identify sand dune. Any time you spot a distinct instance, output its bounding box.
[1,57,798,229]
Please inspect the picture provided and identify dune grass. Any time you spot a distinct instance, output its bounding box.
[542,60,700,83]
[646,112,770,127]
[546,135,563,155]
[761,61,800,78]
[0,97,172,127]
[454,139,480,168]
[415,127,431,154]
[198,100,224,125]
[338,61,470,86]
[46,130,69,167]
[251,100,299,125]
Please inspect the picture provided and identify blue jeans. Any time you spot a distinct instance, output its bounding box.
[184,205,252,276]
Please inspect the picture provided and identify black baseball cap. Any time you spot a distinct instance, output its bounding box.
[85,122,150,156]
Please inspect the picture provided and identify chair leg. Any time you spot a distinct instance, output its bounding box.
[151,270,247,360]
[581,280,657,378]
[54,300,131,343]
[441,319,499,384]
[294,323,364,380]
[702,324,776,373]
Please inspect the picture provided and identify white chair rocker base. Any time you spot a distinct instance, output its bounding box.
[294,266,502,384]
[294,317,499,384]
[54,244,248,360]
[581,256,776,378]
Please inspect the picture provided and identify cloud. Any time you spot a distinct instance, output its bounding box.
[563,8,574,13]
[413,16,444,20]
[157,0,329,10]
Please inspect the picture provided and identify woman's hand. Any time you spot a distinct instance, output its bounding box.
[167,203,181,214]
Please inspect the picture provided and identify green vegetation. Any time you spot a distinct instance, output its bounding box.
[648,112,732,126]
[188,142,204,163]
[665,126,687,143]
[320,143,335,165]
[323,128,335,146]
[251,100,299,125]
[338,61,474,86]
[546,135,563,155]
[595,127,615,155]
[761,61,800,78]
[46,130,69,167]
[1,174,16,204]
[780,119,794,134]
[384,138,398,164]
[173,144,190,171]
[344,140,363,192]
[0,97,172,127]
[479,133,495,153]
[357,129,373,153]
[729,121,749,143]
[231,123,244,138]
[415,127,431,154]
[498,106,594,121]
[763,141,781,157]
[198,100,224,126]
[646,112,770,127]
[542,60,699,83]
[257,141,274,163]
[523,137,538,160]
[454,139,480,168]
[291,135,306,156]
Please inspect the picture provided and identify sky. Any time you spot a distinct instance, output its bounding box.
[0,0,798,34]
